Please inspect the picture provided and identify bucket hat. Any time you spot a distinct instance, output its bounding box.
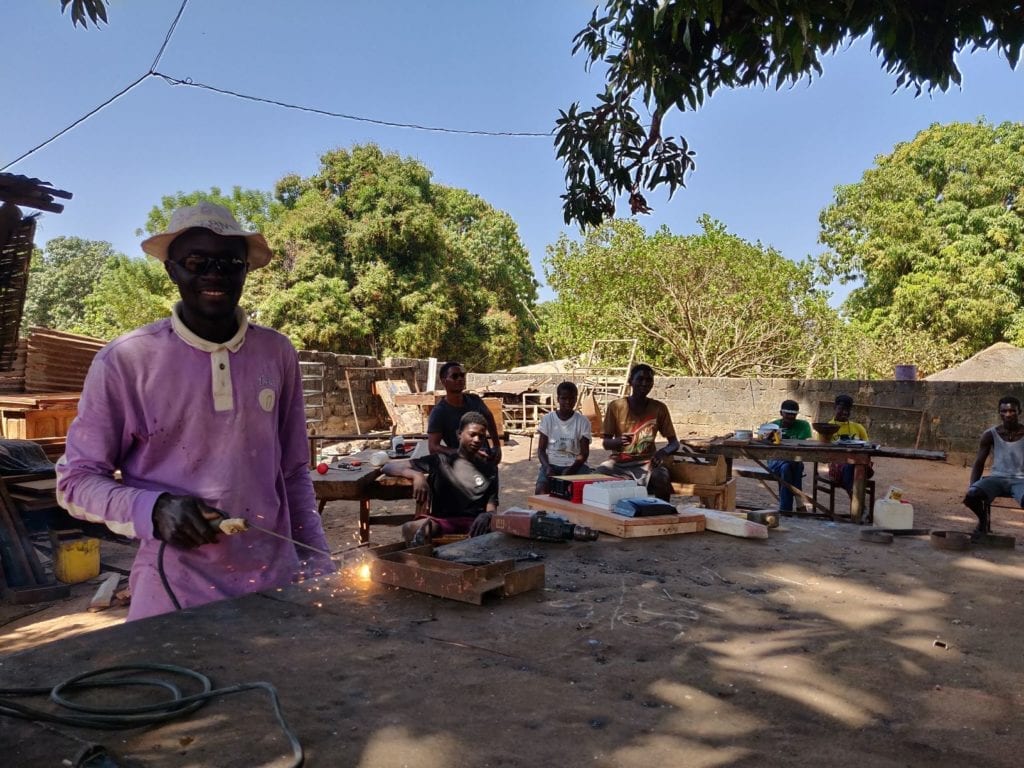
[140,201,272,269]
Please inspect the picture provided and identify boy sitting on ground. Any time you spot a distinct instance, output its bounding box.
[535,381,592,494]
[382,411,498,544]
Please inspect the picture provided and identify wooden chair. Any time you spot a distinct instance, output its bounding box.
[811,464,875,521]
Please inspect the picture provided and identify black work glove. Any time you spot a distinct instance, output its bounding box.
[152,494,224,548]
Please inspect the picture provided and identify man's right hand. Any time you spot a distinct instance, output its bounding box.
[411,474,430,504]
[153,494,224,548]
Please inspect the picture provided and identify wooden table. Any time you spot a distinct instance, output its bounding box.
[309,450,414,542]
[702,438,946,523]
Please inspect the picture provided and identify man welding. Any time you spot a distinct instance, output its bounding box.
[57,202,335,619]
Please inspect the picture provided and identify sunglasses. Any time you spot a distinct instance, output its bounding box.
[172,253,248,276]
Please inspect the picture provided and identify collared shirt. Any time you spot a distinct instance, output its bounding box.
[57,304,333,619]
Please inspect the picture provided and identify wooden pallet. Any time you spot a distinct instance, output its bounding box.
[373,379,427,434]
[525,494,704,538]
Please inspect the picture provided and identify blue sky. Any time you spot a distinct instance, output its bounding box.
[3,1,1022,305]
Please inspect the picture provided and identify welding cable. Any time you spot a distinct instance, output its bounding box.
[156,541,183,611]
[0,663,304,767]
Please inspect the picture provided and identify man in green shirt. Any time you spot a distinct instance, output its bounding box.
[766,399,811,513]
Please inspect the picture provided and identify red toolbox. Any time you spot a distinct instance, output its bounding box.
[548,474,615,504]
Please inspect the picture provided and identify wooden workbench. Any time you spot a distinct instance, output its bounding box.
[3,513,1020,768]
[526,493,704,537]
[310,450,414,542]
[704,438,945,523]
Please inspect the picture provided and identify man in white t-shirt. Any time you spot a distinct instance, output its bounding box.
[535,381,592,494]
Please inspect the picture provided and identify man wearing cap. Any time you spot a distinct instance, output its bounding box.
[765,400,812,513]
[827,393,872,493]
[57,202,335,620]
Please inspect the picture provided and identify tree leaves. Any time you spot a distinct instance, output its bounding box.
[24,237,121,331]
[818,120,1024,360]
[59,0,108,28]
[541,216,833,376]
[250,145,539,368]
[560,1,1024,227]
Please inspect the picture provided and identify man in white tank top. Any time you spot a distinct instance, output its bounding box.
[964,395,1024,537]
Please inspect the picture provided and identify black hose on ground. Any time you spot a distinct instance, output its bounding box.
[0,663,304,767]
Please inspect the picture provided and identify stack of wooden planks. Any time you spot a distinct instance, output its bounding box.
[0,213,34,376]
[0,337,26,393]
[24,327,105,392]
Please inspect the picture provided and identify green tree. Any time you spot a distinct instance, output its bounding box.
[249,144,538,368]
[542,217,834,377]
[23,237,120,331]
[77,256,176,340]
[819,120,1024,357]
[558,1,1024,227]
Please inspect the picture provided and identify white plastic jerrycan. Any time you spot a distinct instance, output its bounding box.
[873,499,913,529]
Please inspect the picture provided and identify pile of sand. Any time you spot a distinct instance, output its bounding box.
[926,342,1024,381]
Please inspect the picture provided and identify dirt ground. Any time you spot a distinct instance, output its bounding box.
[3,438,1024,766]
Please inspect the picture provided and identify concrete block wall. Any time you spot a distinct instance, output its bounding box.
[299,351,432,435]
[468,372,1022,464]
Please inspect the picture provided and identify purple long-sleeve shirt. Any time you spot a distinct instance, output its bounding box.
[57,307,334,620]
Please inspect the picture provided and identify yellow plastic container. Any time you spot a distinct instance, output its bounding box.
[50,531,100,584]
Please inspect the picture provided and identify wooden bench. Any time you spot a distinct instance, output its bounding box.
[732,465,780,504]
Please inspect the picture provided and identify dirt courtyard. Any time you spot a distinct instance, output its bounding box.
[3,438,1024,767]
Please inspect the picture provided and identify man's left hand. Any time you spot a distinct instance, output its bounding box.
[489,445,503,464]
[469,511,493,537]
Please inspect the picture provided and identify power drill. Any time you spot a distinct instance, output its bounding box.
[492,508,598,542]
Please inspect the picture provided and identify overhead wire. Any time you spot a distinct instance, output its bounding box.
[2,0,551,172]
[151,71,554,137]
[149,0,190,71]
[0,74,148,172]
